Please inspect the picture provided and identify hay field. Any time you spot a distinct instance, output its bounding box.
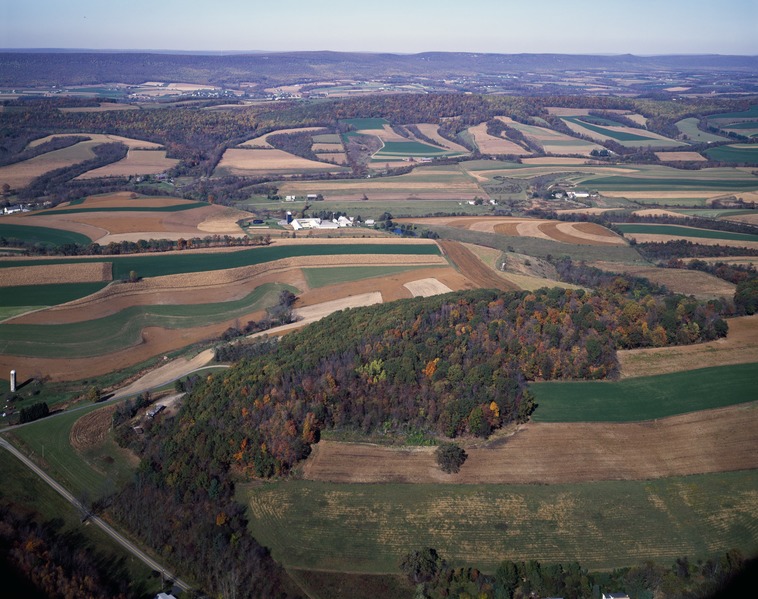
[76,149,179,179]
[0,141,100,188]
[316,152,349,165]
[467,123,530,155]
[303,402,757,485]
[655,151,707,162]
[402,216,625,246]
[618,314,758,378]
[1,262,112,287]
[403,278,453,297]
[239,127,326,148]
[28,134,163,150]
[591,262,735,300]
[215,148,342,176]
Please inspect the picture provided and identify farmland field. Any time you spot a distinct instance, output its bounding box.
[675,117,730,142]
[498,116,603,155]
[215,148,347,176]
[560,116,683,147]
[655,151,706,162]
[615,223,758,243]
[0,282,109,308]
[0,223,92,245]
[530,362,758,422]
[0,283,292,358]
[76,149,179,179]
[704,144,758,163]
[467,122,529,155]
[704,105,758,121]
[302,265,432,288]
[242,470,758,573]
[0,242,441,280]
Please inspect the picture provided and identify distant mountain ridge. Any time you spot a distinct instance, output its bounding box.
[0,51,756,87]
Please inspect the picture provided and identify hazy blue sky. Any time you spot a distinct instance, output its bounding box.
[2,0,756,55]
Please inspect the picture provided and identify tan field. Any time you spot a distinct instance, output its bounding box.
[302,402,758,484]
[1,262,112,287]
[215,148,339,175]
[655,151,707,162]
[563,120,680,146]
[591,262,735,300]
[497,116,603,155]
[315,152,349,165]
[624,233,758,250]
[725,213,758,226]
[76,149,179,179]
[403,278,453,297]
[239,127,325,148]
[7,194,248,242]
[618,314,758,378]
[399,216,625,246]
[522,157,595,165]
[632,208,686,217]
[467,123,530,155]
[312,143,342,152]
[414,124,470,153]
[0,142,99,188]
[28,133,163,150]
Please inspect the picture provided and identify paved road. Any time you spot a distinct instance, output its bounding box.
[0,437,193,592]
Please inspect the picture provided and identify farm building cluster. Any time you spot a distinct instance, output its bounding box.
[289,214,355,231]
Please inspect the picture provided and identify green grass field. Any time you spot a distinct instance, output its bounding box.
[0,282,293,358]
[342,118,389,131]
[590,175,758,192]
[43,202,208,215]
[705,106,758,120]
[0,223,93,246]
[0,243,442,280]
[561,116,658,142]
[241,470,758,573]
[302,265,433,288]
[0,282,109,308]
[704,145,758,164]
[615,224,758,243]
[0,448,160,596]
[8,403,136,499]
[530,363,758,423]
[675,118,730,143]
[721,121,758,130]
[374,141,449,157]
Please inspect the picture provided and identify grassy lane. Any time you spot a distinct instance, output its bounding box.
[241,471,758,573]
[530,363,758,422]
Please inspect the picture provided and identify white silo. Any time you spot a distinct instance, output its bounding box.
[10,370,16,393]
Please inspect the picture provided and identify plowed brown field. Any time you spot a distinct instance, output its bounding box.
[302,402,758,484]
[439,240,520,292]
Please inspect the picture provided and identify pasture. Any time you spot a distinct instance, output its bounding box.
[704,144,758,164]
[242,470,758,573]
[530,363,758,422]
[675,117,730,142]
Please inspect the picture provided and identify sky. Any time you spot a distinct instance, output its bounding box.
[1,0,756,55]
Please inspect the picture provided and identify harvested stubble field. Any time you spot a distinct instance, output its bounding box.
[497,116,603,155]
[622,234,758,250]
[467,123,530,155]
[244,469,758,573]
[239,127,327,148]
[401,216,625,246]
[302,402,758,485]
[414,123,470,153]
[590,261,735,300]
[0,262,112,287]
[655,151,707,162]
[28,134,163,150]
[75,149,179,179]
[70,405,116,452]
[618,314,758,378]
[0,141,99,188]
[215,148,344,175]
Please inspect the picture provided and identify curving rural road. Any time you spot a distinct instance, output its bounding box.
[0,437,192,592]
